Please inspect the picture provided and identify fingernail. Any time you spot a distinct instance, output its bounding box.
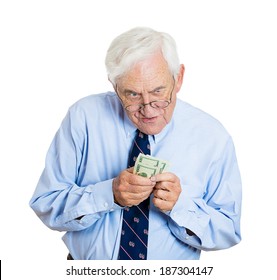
[150,176,156,182]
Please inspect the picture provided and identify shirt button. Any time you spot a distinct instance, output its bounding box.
[104,202,109,209]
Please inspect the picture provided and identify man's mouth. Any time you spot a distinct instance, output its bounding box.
[141,116,158,123]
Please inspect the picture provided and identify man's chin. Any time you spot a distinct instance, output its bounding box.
[137,123,165,136]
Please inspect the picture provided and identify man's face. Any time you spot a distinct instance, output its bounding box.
[116,53,184,135]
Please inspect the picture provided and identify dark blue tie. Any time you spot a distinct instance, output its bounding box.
[118,130,150,260]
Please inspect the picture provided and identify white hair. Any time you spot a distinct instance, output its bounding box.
[105,27,180,85]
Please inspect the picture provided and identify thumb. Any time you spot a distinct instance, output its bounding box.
[127,167,134,174]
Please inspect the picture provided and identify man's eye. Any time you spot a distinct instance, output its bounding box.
[153,88,166,97]
[127,92,139,98]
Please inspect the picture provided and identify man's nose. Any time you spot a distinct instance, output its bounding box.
[140,102,156,115]
[141,93,151,104]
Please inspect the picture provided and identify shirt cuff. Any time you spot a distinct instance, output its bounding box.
[167,187,207,245]
[56,179,122,230]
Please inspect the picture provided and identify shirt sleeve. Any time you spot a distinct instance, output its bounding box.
[29,107,121,232]
[167,137,242,250]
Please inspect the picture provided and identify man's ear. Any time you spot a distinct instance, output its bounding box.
[175,64,185,93]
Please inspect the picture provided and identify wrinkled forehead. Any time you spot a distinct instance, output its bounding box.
[117,53,172,88]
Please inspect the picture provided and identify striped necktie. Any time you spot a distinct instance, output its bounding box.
[118,130,150,260]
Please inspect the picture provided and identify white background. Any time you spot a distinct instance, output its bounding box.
[1,0,276,279]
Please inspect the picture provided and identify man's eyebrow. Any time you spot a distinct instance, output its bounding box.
[123,86,166,95]
[123,89,139,95]
[148,86,166,93]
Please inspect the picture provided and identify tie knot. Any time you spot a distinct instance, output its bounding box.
[137,130,148,140]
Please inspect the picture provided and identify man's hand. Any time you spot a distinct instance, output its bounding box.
[151,172,182,212]
[113,168,156,207]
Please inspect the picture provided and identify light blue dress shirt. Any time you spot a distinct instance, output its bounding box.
[30,92,242,260]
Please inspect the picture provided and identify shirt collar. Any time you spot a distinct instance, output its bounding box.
[123,110,137,138]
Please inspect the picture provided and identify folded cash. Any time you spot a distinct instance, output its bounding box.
[133,153,170,178]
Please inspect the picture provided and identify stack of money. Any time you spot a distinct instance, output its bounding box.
[133,153,170,178]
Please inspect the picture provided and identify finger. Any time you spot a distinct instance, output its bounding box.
[154,180,178,192]
[153,183,181,201]
[127,183,155,194]
[154,181,170,191]
[126,167,134,174]
[153,188,170,201]
[128,173,156,186]
[151,172,177,183]
[115,184,153,206]
[152,196,173,212]
[122,188,153,206]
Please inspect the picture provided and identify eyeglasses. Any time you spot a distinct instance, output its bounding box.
[116,79,175,113]
[125,99,171,112]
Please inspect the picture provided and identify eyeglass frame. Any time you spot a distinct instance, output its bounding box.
[115,78,176,112]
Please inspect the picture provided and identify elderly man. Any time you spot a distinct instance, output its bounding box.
[30,27,242,260]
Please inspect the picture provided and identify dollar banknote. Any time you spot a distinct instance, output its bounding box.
[133,153,170,178]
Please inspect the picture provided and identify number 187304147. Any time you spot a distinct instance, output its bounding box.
[159,266,213,276]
